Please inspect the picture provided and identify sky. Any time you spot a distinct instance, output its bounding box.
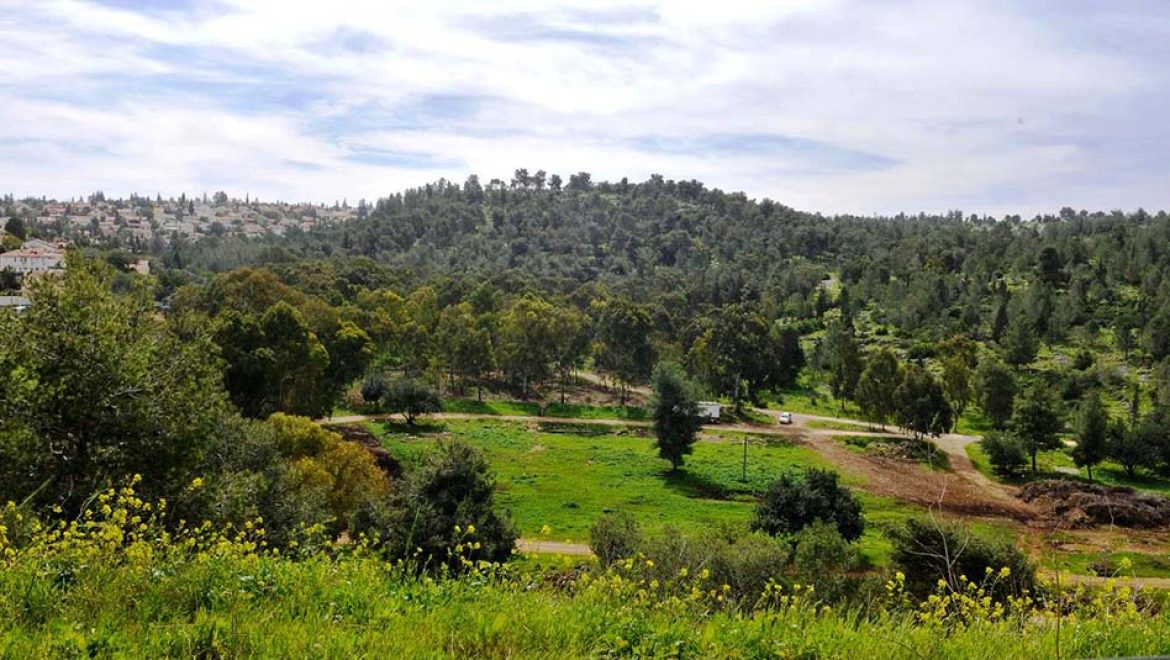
[1,0,1168,216]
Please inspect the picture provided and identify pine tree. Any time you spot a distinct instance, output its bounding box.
[1071,392,1108,481]
[650,362,702,472]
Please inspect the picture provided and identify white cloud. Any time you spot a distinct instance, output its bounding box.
[1,0,1167,215]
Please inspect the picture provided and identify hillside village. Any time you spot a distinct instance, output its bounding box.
[1,192,362,249]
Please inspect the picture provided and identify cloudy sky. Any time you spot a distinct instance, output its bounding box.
[2,0,1167,215]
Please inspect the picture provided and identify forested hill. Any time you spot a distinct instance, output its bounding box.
[172,172,1170,347]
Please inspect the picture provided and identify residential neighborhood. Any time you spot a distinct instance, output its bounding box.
[1,192,362,249]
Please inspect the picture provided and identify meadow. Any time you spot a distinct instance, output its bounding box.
[370,419,969,566]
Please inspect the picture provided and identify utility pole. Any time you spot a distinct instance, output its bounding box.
[742,435,748,482]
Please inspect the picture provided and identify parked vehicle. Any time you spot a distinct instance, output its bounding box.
[779,412,793,425]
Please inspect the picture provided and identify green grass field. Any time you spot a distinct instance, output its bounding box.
[370,418,933,566]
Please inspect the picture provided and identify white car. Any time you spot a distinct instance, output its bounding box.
[779,412,793,425]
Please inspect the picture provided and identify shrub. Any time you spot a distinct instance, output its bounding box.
[266,412,336,458]
[360,373,387,410]
[980,432,1028,476]
[383,378,442,425]
[356,439,517,569]
[888,517,1035,601]
[751,469,864,541]
[589,511,643,566]
[792,520,858,576]
[262,414,389,535]
[638,526,790,603]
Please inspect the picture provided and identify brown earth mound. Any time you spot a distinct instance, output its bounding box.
[332,423,403,478]
[1017,480,1170,529]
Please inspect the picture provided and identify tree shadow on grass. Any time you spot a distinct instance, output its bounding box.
[374,419,447,436]
[661,469,737,500]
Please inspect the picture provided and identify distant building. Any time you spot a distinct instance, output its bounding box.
[0,241,65,275]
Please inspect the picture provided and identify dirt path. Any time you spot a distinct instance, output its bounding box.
[517,539,593,556]
[751,409,1035,520]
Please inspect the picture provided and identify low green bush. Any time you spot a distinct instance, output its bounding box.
[888,517,1036,601]
[589,511,642,566]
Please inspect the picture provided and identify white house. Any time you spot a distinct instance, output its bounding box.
[0,241,65,275]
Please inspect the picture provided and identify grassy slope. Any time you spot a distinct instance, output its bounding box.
[4,554,1170,658]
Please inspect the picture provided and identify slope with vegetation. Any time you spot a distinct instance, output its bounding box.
[6,172,1170,655]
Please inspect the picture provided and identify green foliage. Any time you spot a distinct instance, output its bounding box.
[361,372,387,407]
[975,359,1016,430]
[1071,392,1109,480]
[359,439,517,569]
[384,378,442,425]
[689,303,801,408]
[752,469,863,542]
[497,297,558,395]
[979,432,1028,476]
[826,322,863,408]
[792,520,859,576]
[650,362,703,471]
[589,511,643,566]
[1145,306,1170,362]
[4,215,26,240]
[213,303,332,418]
[857,348,900,426]
[940,355,973,418]
[593,298,656,401]
[1108,415,1166,478]
[0,267,19,293]
[637,526,791,603]
[0,258,229,513]
[888,518,1036,602]
[892,364,953,438]
[1002,313,1039,366]
[1010,384,1065,472]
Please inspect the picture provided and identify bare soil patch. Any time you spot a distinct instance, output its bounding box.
[795,432,1036,521]
[333,423,403,478]
[1018,480,1170,529]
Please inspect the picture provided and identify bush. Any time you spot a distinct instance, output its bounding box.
[980,432,1028,476]
[360,373,387,409]
[888,518,1035,601]
[589,511,642,566]
[355,439,517,569]
[637,526,790,603]
[792,520,858,576]
[751,469,864,541]
[383,378,442,425]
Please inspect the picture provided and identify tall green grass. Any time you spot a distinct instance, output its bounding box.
[4,551,1170,658]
